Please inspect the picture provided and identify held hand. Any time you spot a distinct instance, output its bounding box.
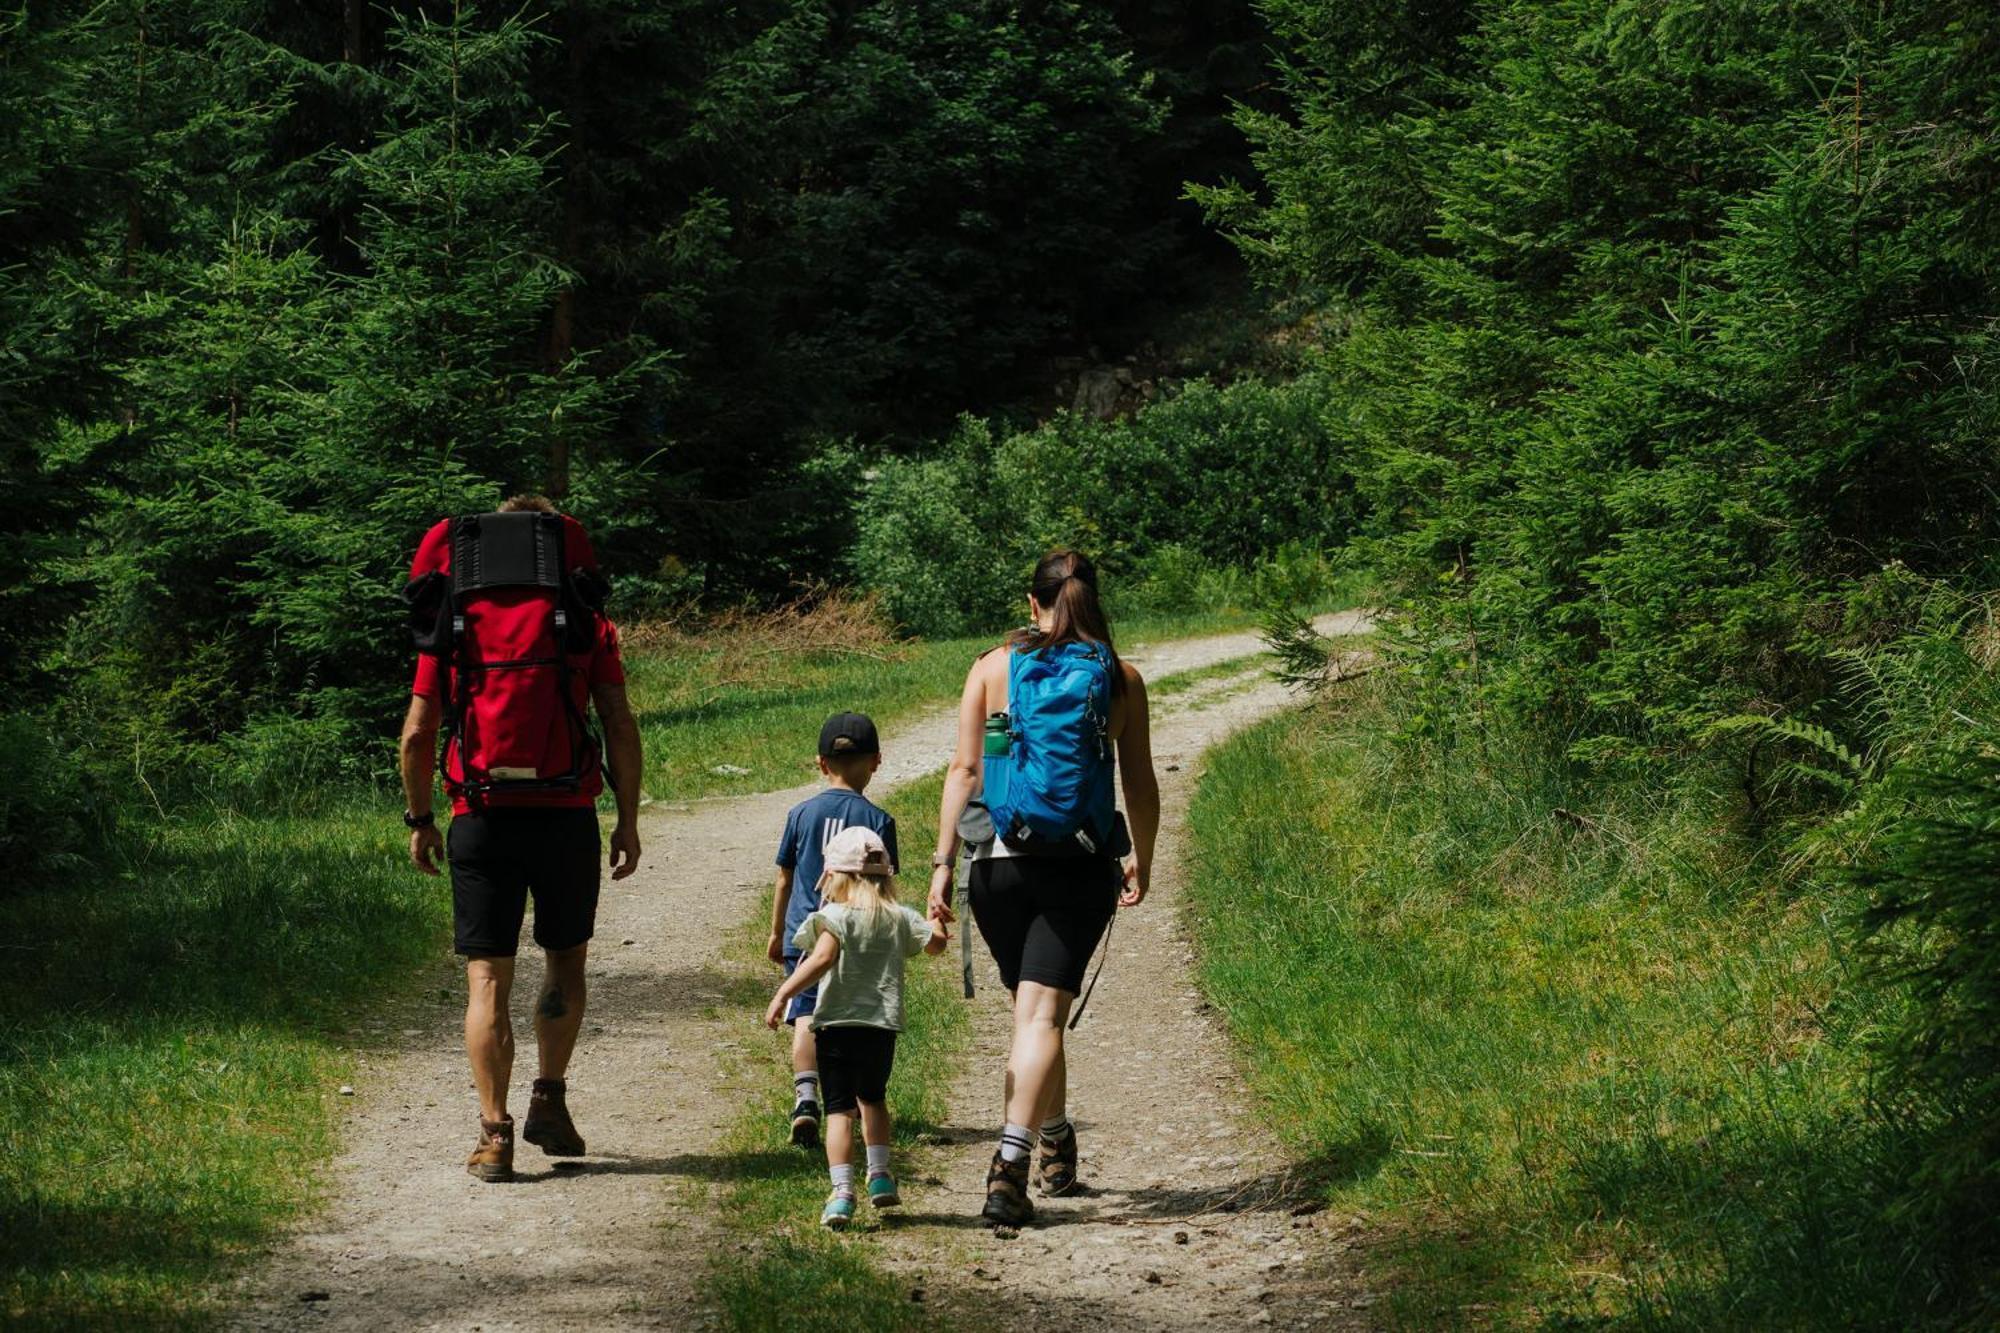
[766,931,785,965]
[410,825,444,876]
[609,820,641,881]
[1118,857,1147,908]
[927,863,957,925]
[764,993,786,1030]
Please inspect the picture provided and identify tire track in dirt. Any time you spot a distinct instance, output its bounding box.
[227,615,1366,1332]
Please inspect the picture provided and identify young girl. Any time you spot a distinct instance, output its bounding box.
[765,824,948,1228]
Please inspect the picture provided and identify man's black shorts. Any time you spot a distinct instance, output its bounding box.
[448,807,601,956]
[968,854,1119,995]
[813,1025,898,1115]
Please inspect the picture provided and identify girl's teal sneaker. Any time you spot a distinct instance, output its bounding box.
[866,1171,902,1208]
[821,1190,857,1230]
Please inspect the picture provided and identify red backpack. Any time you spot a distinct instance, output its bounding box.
[402,511,612,804]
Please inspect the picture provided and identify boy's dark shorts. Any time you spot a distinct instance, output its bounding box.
[781,954,819,1026]
[813,1025,898,1114]
[448,807,601,956]
[968,854,1118,996]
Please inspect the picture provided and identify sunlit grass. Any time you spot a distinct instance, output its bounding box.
[0,801,455,1329]
[1184,689,1932,1328]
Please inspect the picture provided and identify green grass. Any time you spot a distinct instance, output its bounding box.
[0,799,457,1329]
[697,769,975,1332]
[1183,691,1952,1329]
[1147,652,1271,699]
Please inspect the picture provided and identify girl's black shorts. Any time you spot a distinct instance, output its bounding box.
[813,1025,898,1114]
[968,854,1119,996]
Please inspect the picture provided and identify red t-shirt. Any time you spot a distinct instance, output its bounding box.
[410,514,626,815]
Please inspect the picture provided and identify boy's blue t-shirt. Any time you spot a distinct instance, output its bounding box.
[776,788,899,956]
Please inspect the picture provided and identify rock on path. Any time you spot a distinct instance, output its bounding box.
[227,614,1373,1331]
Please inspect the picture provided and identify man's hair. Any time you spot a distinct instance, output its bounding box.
[499,493,557,514]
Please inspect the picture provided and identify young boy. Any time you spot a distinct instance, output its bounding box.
[768,711,899,1147]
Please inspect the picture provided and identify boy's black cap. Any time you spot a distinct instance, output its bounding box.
[819,711,880,759]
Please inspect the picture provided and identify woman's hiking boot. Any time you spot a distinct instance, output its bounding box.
[1037,1122,1080,1196]
[466,1116,515,1182]
[982,1151,1035,1227]
[522,1078,586,1156]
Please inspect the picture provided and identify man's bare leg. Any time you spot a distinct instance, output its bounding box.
[465,955,517,1122]
[534,942,588,1078]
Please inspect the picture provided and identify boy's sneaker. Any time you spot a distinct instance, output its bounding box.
[981,1150,1034,1227]
[1037,1122,1079,1195]
[465,1116,515,1183]
[522,1078,586,1156]
[821,1190,857,1230]
[866,1171,902,1208]
[789,1099,821,1149]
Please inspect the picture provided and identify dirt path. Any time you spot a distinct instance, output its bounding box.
[871,632,1379,1331]
[228,615,1368,1332]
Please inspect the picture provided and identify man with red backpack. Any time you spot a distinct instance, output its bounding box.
[398,494,645,1183]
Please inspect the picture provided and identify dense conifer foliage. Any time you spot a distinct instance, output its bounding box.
[1,0,1253,787]
[1201,0,2000,753]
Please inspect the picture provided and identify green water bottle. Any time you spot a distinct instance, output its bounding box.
[983,712,1010,757]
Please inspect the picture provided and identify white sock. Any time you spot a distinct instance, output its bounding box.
[793,1071,819,1106]
[829,1162,855,1195]
[1040,1113,1071,1142]
[998,1123,1034,1164]
[865,1144,891,1177]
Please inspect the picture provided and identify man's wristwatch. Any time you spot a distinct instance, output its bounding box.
[403,809,436,830]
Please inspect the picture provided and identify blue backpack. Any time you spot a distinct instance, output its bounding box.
[983,641,1117,852]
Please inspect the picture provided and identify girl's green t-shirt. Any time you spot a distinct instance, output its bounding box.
[791,901,933,1031]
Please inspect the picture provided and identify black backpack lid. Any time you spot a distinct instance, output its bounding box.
[452,511,562,593]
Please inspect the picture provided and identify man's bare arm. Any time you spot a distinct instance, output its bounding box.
[400,694,444,874]
[592,682,645,879]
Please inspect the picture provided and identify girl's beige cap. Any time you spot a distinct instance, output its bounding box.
[821,824,893,879]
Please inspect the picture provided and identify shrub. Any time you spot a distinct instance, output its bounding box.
[846,374,1365,635]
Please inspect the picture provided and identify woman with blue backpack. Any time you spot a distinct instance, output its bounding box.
[926,550,1160,1227]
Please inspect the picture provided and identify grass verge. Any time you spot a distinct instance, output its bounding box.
[0,800,457,1329]
[697,770,974,1333]
[1183,686,1940,1328]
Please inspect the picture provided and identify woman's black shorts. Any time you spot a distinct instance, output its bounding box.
[968,854,1119,996]
[813,1025,898,1114]
[448,807,601,956]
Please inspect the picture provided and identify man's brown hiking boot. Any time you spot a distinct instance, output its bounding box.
[982,1151,1035,1227]
[466,1116,515,1182]
[522,1077,586,1156]
[1037,1122,1080,1196]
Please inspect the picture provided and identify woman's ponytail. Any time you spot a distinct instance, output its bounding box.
[1010,550,1124,694]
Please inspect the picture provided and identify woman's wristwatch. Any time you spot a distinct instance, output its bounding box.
[930,850,955,868]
